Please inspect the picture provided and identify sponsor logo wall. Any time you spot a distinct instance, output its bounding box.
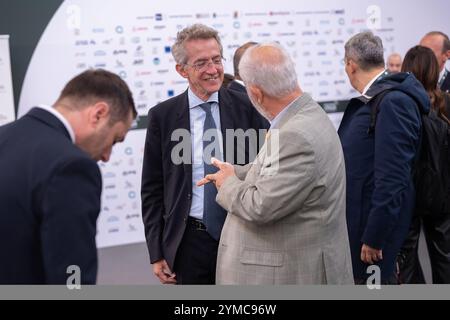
[17,0,450,247]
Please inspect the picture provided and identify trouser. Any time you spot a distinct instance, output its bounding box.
[398,212,450,284]
[173,217,219,284]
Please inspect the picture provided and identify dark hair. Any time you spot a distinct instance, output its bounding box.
[402,45,447,120]
[222,73,234,87]
[344,31,385,71]
[57,69,137,123]
[424,31,450,53]
[233,42,258,78]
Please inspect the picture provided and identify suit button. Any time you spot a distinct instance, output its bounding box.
[187,193,192,200]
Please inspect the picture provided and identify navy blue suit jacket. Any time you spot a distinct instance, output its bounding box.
[0,108,101,284]
[141,87,269,270]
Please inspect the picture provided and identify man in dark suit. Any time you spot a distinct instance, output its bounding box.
[0,69,136,284]
[420,31,450,93]
[141,25,268,284]
[228,42,257,93]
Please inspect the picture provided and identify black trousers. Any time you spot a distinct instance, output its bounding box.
[173,218,219,284]
[398,212,450,284]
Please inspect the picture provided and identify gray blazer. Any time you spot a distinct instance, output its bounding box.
[216,93,354,284]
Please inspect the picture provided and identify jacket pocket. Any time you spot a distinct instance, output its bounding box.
[240,249,284,267]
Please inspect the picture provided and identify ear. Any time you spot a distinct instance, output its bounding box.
[88,101,110,126]
[248,85,263,104]
[445,49,450,60]
[347,59,358,75]
[176,64,189,79]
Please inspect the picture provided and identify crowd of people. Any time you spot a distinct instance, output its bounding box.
[0,23,449,285]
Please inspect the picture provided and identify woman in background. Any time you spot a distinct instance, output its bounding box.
[398,45,450,284]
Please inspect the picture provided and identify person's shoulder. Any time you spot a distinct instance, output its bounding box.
[220,87,252,108]
[228,80,246,92]
[34,128,94,163]
[148,91,188,116]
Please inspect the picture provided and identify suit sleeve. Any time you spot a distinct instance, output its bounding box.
[217,129,316,225]
[234,163,252,180]
[361,92,421,249]
[141,108,165,264]
[40,157,101,284]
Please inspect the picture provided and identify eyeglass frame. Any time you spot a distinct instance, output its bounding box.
[183,56,226,72]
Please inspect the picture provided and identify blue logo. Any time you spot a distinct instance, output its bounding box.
[115,26,124,34]
[125,147,133,155]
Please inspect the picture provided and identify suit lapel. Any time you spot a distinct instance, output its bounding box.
[175,90,193,191]
[218,88,235,160]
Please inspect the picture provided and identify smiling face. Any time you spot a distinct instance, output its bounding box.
[176,38,224,101]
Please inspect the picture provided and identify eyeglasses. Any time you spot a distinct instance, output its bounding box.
[184,57,225,72]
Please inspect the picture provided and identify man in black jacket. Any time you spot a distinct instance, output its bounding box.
[141,24,268,284]
[421,31,450,93]
[0,69,136,284]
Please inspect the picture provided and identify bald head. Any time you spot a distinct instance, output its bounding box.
[387,53,402,73]
[239,42,299,98]
[420,31,450,71]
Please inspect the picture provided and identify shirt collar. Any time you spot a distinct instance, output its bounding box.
[439,68,447,83]
[269,96,300,129]
[234,79,245,87]
[362,69,387,98]
[188,88,219,109]
[36,104,76,143]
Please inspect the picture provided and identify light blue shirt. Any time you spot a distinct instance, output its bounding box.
[269,97,300,129]
[188,88,221,220]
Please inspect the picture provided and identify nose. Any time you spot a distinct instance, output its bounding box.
[205,61,219,73]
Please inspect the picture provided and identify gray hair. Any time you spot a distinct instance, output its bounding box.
[239,42,298,98]
[171,24,223,65]
[345,31,385,71]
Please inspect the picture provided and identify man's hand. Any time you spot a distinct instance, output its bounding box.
[152,259,177,284]
[361,244,383,264]
[197,158,235,190]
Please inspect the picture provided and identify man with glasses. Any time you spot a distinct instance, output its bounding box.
[141,24,268,284]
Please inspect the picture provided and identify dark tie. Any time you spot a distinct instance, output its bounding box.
[199,102,227,240]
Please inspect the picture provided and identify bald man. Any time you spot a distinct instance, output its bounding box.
[386,53,402,73]
[420,31,450,93]
[199,43,353,284]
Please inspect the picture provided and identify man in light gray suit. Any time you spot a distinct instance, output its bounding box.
[198,43,353,284]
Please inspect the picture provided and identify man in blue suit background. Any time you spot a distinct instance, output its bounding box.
[338,32,430,283]
[0,69,136,284]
